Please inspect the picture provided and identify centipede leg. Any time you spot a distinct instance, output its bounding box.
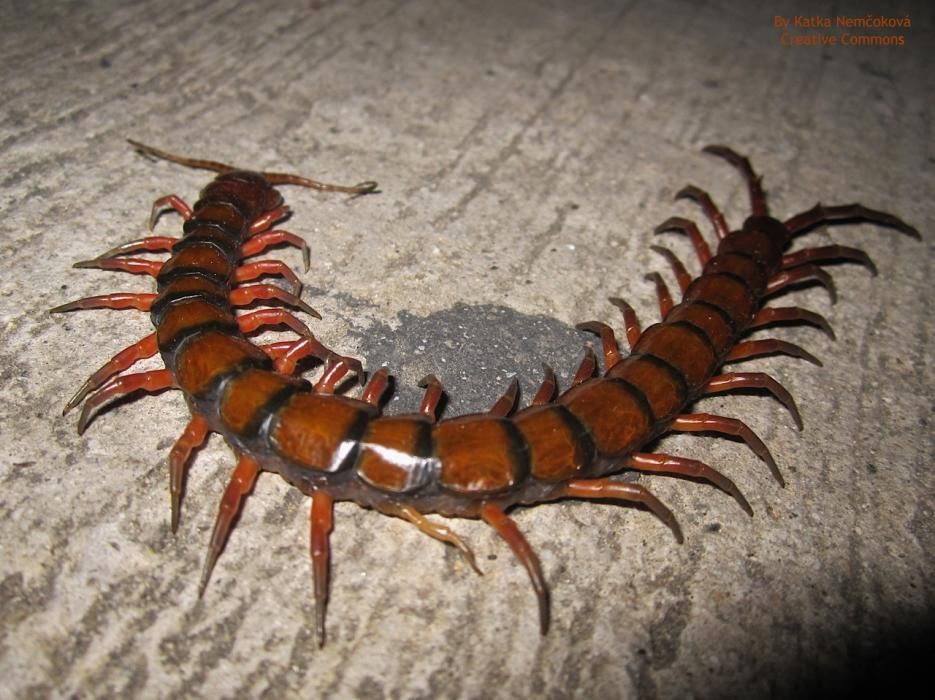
[724,339,822,366]
[676,185,730,239]
[262,335,338,375]
[49,292,157,313]
[248,206,291,234]
[198,454,260,597]
[766,264,837,303]
[238,308,313,339]
[149,195,192,229]
[531,364,557,406]
[782,245,877,275]
[571,346,597,387]
[235,260,303,295]
[76,368,174,434]
[749,306,835,339]
[168,415,210,533]
[72,257,163,277]
[561,478,684,543]
[310,489,333,647]
[784,203,920,239]
[608,297,641,349]
[361,367,390,405]
[480,503,549,635]
[575,321,621,370]
[63,332,159,414]
[489,379,519,416]
[628,452,753,515]
[645,272,674,317]
[418,375,444,419]
[654,217,712,266]
[651,245,692,293]
[388,504,482,574]
[92,236,178,259]
[669,413,784,486]
[702,145,768,217]
[315,357,364,393]
[704,371,802,430]
[241,229,311,271]
[229,283,320,318]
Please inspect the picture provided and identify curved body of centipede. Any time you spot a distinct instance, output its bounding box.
[52,141,918,644]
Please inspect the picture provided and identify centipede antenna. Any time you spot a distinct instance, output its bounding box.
[261,172,378,196]
[129,139,378,195]
[128,140,238,174]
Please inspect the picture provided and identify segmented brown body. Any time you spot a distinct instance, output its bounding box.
[52,142,918,644]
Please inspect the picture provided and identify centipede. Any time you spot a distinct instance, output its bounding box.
[51,141,919,645]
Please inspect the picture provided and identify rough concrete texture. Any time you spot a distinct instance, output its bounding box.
[1,0,933,698]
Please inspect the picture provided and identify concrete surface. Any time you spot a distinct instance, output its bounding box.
[1,0,932,698]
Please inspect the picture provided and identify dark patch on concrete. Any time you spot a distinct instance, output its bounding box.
[857,61,894,81]
[349,302,590,416]
[648,597,691,669]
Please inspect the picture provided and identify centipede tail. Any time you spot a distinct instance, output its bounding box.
[52,143,918,643]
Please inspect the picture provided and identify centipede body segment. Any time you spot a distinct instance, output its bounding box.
[51,141,918,644]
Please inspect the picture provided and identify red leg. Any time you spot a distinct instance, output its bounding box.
[235,260,303,295]
[651,245,692,293]
[238,308,313,338]
[265,339,310,374]
[241,229,311,271]
[310,489,334,647]
[676,185,730,239]
[262,335,342,375]
[766,264,836,303]
[670,413,784,486]
[72,257,163,277]
[645,271,673,318]
[575,321,621,371]
[628,452,752,515]
[782,245,877,275]
[531,364,557,406]
[480,503,549,635]
[63,333,159,414]
[704,371,802,430]
[168,415,210,533]
[749,306,835,339]
[724,339,822,366]
[93,235,178,259]
[608,297,641,349]
[149,194,192,230]
[248,205,291,235]
[198,454,260,597]
[418,375,444,420]
[784,203,919,239]
[49,292,156,313]
[315,357,363,393]
[489,379,519,416]
[77,368,174,434]
[260,340,296,361]
[571,346,597,387]
[361,367,390,405]
[702,145,768,217]
[229,284,320,318]
[655,216,712,265]
[562,478,684,543]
